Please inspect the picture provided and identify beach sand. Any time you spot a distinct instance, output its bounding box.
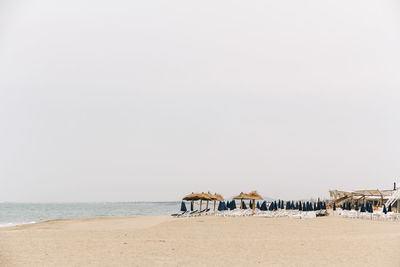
[1,215,399,267]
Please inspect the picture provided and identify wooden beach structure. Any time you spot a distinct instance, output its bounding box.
[329,183,400,212]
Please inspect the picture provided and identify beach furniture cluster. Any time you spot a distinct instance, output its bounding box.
[174,185,400,221]
[174,191,328,219]
[329,184,400,221]
[333,201,400,221]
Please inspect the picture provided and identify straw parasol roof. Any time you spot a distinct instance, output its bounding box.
[233,192,251,200]
[246,190,263,200]
[233,191,263,200]
[182,192,213,201]
[213,193,224,201]
[205,192,218,201]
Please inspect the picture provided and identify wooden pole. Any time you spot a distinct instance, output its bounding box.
[241,199,243,209]
[206,200,209,210]
[213,201,216,211]
[200,200,203,211]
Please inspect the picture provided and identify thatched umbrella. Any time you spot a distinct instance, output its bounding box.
[233,192,249,209]
[203,192,217,211]
[212,193,224,212]
[246,191,263,212]
[182,192,199,211]
[182,192,212,211]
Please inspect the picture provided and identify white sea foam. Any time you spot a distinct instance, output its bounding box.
[0,221,36,228]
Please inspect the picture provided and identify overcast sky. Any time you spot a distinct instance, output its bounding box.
[0,0,399,202]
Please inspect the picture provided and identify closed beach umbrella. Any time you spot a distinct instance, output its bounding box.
[299,202,302,211]
[181,201,187,212]
[274,201,278,211]
[355,202,359,211]
[249,200,253,209]
[226,201,230,209]
[388,204,392,212]
[360,204,365,212]
[218,201,226,211]
[242,201,247,209]
[383,204,387,214]
[257,201,261,209]
[231,200,237,210]
[333,202,336,211]
[260,201,267,211]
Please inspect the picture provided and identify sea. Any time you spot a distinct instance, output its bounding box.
[0,202,181,227]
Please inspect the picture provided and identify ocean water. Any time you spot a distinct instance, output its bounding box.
[0,202,181,227]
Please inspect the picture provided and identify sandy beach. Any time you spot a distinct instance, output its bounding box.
[1,215,400,267]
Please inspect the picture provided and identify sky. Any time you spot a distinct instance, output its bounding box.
[0,0,400,202]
